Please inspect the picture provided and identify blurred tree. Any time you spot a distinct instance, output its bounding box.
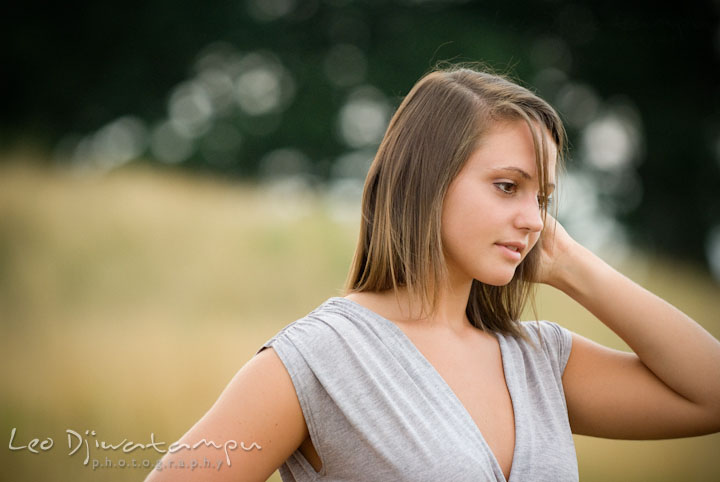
[2,0,719,269]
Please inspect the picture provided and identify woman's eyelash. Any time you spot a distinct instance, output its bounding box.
[495,181,553,206]
[494,182,516,194]
[538,194,554,207]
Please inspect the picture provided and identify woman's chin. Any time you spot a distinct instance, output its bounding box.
[476,273,515,287]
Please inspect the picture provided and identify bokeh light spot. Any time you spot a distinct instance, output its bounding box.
[581,105,643,171]
[150,121,195,164]
[338,86,390,148]
[168,82,214,138]
[246,0,296,22]
[234,53,295,116]
[556,82,600,129]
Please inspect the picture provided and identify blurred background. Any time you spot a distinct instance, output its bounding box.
[1,0,719,480]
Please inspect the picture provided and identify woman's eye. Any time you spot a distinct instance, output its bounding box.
[495,182,516,194]
[537,194,554,207]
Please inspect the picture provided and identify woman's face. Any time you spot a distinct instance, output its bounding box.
[441,119,557,287]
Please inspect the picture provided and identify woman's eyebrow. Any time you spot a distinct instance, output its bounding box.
[490,166,532,179]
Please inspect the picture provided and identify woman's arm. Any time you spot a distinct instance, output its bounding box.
[539,219,720,439]
[144,347,308,482]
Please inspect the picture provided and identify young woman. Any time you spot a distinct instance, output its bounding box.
[145,65,720,482]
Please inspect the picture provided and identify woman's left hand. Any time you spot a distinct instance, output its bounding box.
[538,217,720,440]
[533,214,578,289]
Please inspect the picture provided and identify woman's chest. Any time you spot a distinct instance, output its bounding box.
[401,327,516,479]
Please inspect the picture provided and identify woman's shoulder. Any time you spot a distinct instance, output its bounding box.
[257,296,384,356]
[515,320,573,343]
[502,320,574,374]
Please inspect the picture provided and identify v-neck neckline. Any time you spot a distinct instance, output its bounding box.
[330,296,520,482]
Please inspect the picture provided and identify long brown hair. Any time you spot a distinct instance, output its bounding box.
[344,64,566,337]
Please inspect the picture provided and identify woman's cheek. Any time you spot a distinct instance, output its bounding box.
[526,233,541,256]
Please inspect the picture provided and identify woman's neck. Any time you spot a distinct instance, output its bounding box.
[347,278,475,335]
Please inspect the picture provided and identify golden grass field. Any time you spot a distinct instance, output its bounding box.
[1,162,719,481]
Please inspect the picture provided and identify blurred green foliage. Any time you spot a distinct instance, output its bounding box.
[2,1,719,266]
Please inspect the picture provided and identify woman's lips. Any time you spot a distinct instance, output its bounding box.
[495,242,524,261]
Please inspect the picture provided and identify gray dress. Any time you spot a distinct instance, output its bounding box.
[258,297,578,481]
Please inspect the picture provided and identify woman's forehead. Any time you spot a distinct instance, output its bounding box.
[466,120,558,178]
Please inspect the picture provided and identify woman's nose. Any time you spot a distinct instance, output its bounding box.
[514,197,544,232]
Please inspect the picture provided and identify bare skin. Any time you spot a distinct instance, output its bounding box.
[145,121,720,482]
